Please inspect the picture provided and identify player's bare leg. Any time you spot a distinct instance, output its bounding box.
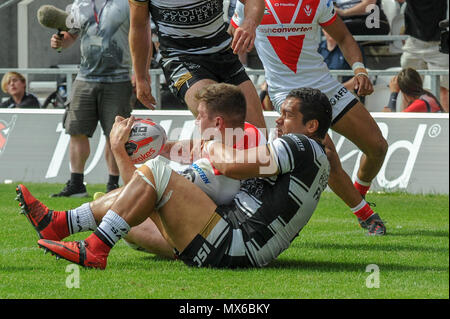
[327,102,388,235]
[184,79,217,117]
[124,216,174,259]
[331,102,388,193]
[38,159,218,268]
[237,80,267,130]
[323,135,362,208]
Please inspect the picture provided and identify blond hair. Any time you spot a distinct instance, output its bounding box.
[1,72,26,93]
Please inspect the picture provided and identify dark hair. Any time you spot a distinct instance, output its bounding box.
[397,68,444,111]
[286,87,332,139]
[195,83,246,127]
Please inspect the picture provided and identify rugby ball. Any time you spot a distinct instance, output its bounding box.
[125,119,167,164]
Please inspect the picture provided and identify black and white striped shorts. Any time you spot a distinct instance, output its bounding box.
[175,205,253,269]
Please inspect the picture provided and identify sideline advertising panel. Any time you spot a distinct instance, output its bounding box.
[0,110,448,194]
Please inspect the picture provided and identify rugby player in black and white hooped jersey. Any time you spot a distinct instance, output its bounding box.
[32,87,333,269]
[231,0,388,235]
[128,0,267,131]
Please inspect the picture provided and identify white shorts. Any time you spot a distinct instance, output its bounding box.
[270,74,359,125]
[401,37,449,90]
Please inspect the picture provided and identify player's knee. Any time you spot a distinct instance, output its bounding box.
[371,137,388,159]
[136,157,173,208]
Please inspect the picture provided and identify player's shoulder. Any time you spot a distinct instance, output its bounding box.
[276,133,326,158]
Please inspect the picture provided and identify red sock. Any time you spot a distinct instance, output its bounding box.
[86,233,111,255]
[353,203,374,221]
[354,181,370,197]
[49,211,70,240]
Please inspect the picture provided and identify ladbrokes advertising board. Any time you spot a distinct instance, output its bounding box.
[0,109,448,194]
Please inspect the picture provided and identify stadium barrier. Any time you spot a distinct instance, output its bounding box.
[0,109,448,194]
[0,68,448,110]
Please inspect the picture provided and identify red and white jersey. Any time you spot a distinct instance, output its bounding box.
[231,0,339,109]
[178,122,267,205]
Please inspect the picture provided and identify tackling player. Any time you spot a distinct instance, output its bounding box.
[24,87,332,269]
[17,83,265,259]
[231,0,387,235]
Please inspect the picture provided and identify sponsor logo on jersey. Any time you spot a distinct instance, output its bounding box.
[287,134,305,152]
[192,163,210,184]
[258,25,313,35]
[153,0,222,26]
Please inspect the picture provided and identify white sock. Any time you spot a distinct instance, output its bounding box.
[95,210,130,248]
[350,199,368,213]
[355,176,371,187]
[67,203,97,234]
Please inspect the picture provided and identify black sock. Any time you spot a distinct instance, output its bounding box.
[70,173,84,186]
[108,175,119,185]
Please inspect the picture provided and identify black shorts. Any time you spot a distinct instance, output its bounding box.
[175,205,254,269]
[160,48,250,105]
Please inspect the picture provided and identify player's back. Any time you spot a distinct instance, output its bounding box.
[233,133,330,267]
[146,0,231,57]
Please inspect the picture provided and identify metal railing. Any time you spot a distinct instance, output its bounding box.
[1,67,448,108]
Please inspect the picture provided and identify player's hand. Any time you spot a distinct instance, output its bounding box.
[135,77,157,110]
[389,75,400,93]
[231,20,257,55]
[110,115,135,150]
[354,74,374,96]
[50,33,64,50]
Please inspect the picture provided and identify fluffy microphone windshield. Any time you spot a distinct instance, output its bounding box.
[37,5,69,31]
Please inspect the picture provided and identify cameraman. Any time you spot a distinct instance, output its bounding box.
[397,0,449,112]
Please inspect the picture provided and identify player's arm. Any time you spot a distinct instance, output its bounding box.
[129,0,156,109]
[206,142,279,179]
[322,17,373,96]
[160,140,197,164]
[110,116,137,184]
[231,0,265,55]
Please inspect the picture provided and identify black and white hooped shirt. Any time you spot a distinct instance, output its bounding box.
[132,0,231,57]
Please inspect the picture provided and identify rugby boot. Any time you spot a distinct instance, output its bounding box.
[51,180,89,198]
[38,233,110,270]
[363,213,386,236]
[16,184,69,241]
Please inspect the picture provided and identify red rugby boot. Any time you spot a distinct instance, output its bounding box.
[16,184,69,241]
[37,234,110,270]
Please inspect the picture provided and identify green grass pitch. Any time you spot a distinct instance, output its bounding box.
[0,183,448,299]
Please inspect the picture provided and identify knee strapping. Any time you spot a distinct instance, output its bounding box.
[136,157,172,209]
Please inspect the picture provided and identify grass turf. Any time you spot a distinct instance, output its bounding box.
[0,183,448,299]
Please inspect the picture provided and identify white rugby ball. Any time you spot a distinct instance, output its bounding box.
[125,119,167,164]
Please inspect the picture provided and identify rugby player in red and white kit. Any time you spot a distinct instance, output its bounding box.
[17,84,266,259]
[231,0,387,235]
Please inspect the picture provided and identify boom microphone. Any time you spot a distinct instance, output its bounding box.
[37,5,69,32]
[37,5,69,52]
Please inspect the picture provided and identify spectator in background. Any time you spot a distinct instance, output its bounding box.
[383,67,444,113]
[396,0,449,112]
[49,0,132,197]
[334,0,390,35]
[1,72,40,108]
